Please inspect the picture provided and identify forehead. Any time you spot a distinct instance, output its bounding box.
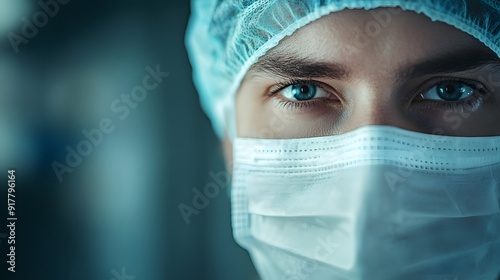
[267,8,487,64]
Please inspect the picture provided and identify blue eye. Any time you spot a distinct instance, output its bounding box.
[421,81,476,102]
[280,83,329,101]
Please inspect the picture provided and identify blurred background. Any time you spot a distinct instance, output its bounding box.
[0,0,258,279]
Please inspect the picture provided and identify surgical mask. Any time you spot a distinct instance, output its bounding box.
[231,126,500,280]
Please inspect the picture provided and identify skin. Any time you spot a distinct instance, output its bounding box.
[220,8,500,276]
[224,8,500,158]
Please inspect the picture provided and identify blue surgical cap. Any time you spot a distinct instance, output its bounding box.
[185,0,500,138]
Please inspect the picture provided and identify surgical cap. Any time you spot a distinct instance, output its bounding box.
[185,0,500,138]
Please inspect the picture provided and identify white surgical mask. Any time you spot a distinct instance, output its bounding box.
[231,126,500,280]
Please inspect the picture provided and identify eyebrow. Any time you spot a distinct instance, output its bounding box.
[250,51,349,80]
[249,47,500,81]
[399,47,500,81]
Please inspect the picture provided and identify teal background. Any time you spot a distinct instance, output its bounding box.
[0,0,258,279]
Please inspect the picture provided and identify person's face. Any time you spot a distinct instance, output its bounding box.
[234,8,500,140]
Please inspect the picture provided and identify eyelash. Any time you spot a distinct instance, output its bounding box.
[414,77,489,112]
[269,77,490,112]
[269,78,336,111]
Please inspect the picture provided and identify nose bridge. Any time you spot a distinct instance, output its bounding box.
[355,102,402,126]
[343,84,414,131]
